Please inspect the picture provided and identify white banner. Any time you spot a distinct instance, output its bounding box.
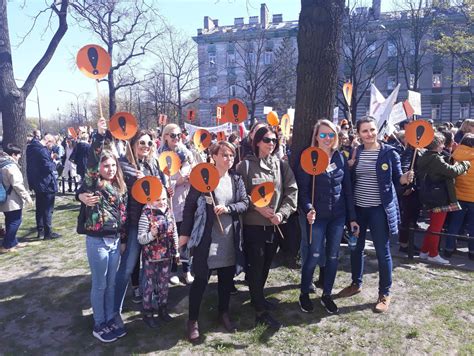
[376,84,400,139]
[184,122,233,138]
[287,108,295,125]
[263,106,273,114]
[408,90,422,116]
[389,102,407,126]
[369,83,386,117]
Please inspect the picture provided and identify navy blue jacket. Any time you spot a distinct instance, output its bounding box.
[26,139,58,193]
[70,141,90,178]
[351,142,403,238]
[296,150,356,222]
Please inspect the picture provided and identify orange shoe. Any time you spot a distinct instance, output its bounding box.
[374,294,391,313]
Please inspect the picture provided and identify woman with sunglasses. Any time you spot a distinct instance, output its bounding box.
[296,119,358,314]
[338,116,413,313]
[236,126,298,330]
[84,129,167,330]
[158,123,196,285]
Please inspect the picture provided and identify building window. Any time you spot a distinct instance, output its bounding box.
[367,42,377,58]
[387,41,397,57]
[229,85,236,97]
[210,86,217,98]
[248,52,256,65]
[431,104,442,121]
[387,76,396,90]
[460,103,470,119]
[227,53,235,66]
[432,72,442,88]
[209,53,216,68]
[264,51,273,65]
[409,74,415,89]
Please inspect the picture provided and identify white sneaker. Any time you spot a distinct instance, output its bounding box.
[419,252,429,260]
[184,271,194,285]
[427,254,449,265]
[169,275,180,285]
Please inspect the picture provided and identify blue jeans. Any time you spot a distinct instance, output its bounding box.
[300,216,345,295]
[446,200,474,253]
[114,224,141,316]
[86,235,120,327]
[351,206,392,296]
[3,209,22,249]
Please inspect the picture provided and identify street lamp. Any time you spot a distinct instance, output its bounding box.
[58,90,88,124]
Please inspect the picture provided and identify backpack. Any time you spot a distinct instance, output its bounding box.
[417,173,449,208]
[0,160,14,204]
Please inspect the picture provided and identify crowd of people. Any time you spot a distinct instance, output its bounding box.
[0,115,473,344]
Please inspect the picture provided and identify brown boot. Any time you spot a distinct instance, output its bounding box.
[337,283,361,298]
[374,294,391,313]
[187,320,199,342]
[219,312,237,333]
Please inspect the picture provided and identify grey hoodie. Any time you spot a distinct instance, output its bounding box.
[236,154,298,226]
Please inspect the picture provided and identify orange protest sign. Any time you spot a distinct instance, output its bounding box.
[109,112,138,140]
[216,131,226,142]
[267,111,279,126]
[280,114,291,139]
[158,151,181,176]
[250,182,275,208]
[76,44,111,80]
[187,109,196,122]
[343,82,353,107]
[189,163,220,193]
[300,147,329,176]
[225,99,248,124]
[405,120,434,148]
[403,100,415,118]
[193,129,212,151]
[158,114,168,126]
[67,127,77,139]
[216,104,227,124]
[131,176,163,204]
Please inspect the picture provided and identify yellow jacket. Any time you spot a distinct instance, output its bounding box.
[453,145,474,202]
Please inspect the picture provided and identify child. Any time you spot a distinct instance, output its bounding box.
[137,188,179,328]
[77,118,128,343]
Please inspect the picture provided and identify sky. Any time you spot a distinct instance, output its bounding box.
[7,0,394,121]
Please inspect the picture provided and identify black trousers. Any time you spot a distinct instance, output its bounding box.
[243,225,278,313]
[188,265,234,321]
[34,191,55,237]
[399,192,421,245]
[171,221,189,273]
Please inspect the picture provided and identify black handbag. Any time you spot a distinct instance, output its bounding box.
[418,173,449,208]
[76,203,88,235]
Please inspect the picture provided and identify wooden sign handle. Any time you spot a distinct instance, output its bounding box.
[409,148,418,171]
[309,175,315,244]
[96,79,104,119]
[209,192,224,233]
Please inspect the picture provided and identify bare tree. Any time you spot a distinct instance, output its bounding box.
[149,26,200,126]
[70,0,162,116]
[388,0,436,91]
[291,0,345,166]
[233,30,279,123]
[0,0,69,151]
[339,3,387,124]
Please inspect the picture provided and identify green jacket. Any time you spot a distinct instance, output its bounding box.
[416,150,470,205]
[236,154,298,226]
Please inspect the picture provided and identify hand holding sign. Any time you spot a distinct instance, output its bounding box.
[131,176,163,204]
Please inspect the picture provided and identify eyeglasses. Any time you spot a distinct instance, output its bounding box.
[138,140,153,147]
[319,132,336,139]
[168,133,181,139]
[262,137,278,144]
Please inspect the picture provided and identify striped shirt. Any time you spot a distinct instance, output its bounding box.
[354,149,382,207]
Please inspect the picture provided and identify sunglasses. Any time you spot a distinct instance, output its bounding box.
[168,133,181,139]
[138,140,153,147]
[262,137,278,144]
[319,132,336,139]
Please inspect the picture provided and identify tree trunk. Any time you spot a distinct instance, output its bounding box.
[108,72,116,116]
[291,0,345,167]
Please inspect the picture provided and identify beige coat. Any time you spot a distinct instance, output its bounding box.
[0,154,32,212]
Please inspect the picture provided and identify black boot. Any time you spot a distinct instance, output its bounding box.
[158,305,173,322]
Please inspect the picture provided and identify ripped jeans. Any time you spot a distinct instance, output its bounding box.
[300,216,345,296]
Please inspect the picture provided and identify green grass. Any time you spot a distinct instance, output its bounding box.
[0,194,473,354]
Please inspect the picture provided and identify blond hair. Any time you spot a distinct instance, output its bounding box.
[311,119,339,151]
